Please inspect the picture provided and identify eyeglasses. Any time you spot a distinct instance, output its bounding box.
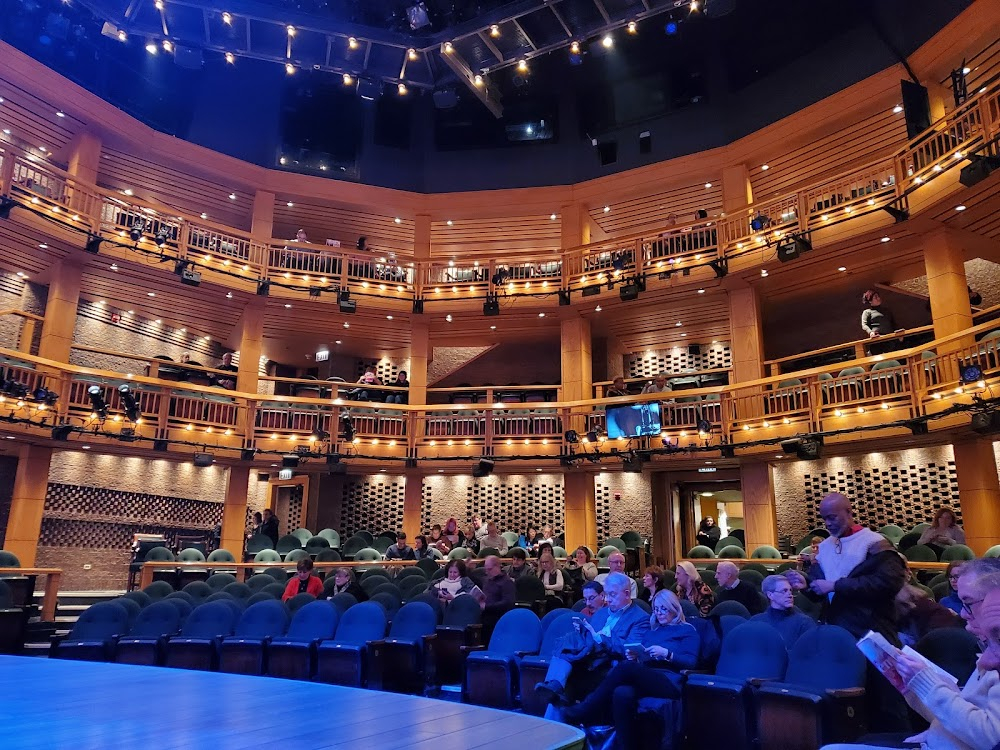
[962,597,985,617]
[652,606,670,614]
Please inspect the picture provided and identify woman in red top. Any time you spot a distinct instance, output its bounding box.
[282,558,324,601]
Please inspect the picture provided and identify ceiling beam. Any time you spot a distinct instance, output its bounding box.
[438,43,503,118]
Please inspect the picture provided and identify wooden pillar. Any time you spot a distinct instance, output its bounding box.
[235,301,265,393]
[721,164,753,214]
[402,472,424,539]
[37,260,82,363]
[561,314,593,440]
[952,438,1000,556]
[728,284,765,383]
[924,229,972,347]
[66,132,102,185]
[564,472,597,553]
[650,475,675,566]
[4,445,53,566]
[740,461,778,553]
[561,203,590,248]
[410,321,429,406]
[220,464,251,559]
[251,190,275,240]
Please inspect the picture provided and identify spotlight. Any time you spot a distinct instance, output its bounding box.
[560,455,580,467]
[87,385,108,420]
[960,364,984,384]
[720,444,736,459]
[342,415,355,441]
[585,431,598,443]
[708,258,728,278]
[193,452,215,467]
[665,20,679,35]
[85,236,103,254]
[472,458,494,478]
[780,438,801,454]
[256,280,270,296]
[792,438,822,460]
[118,427,137,442]
[960,155,1000,187]
[564,430,579,444]
[749,213,771,231]
[581,285,601,297]
[240,448,257,461]
[33,387,58,406]
[0,197,16,220]
[282,454,300,468]
[118,384,141,422]
[696,419,712,435]
[406,2,431,31]
[412,299,424,314]
[310,427,329,442]
[491,267,510,286]
[972,409,1000,435]
[483,295,500,316]
[129,218,146,242]
[50,424,73,441]
[558,290,571,306]
[155,228,169,247]
[881,203,909,223]
[356,236,367,252]
[612,254,625,272]
[622,451,644,473]
[309,287,322,297]
[776,234,811,262]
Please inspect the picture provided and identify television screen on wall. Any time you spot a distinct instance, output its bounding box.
[606,402,662,439]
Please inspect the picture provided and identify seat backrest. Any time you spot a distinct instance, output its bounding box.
[371,582,403,602]
[897,531,922,552]
[128,600,182,638]
[181,581,214,604]
[870,359,902,372]
[253,550,282,563]
[904,544,939,563]
[333,601,388,646]
[177,548,206,563]
[395,567,427,582]
[163,597,193,624]
[181,600,239,638]
[718,545,746,559]
[207,549,236,563]
[910,522,931,535]
[317,529,341,548]
[370,592,401,618]
[620,531,643,548]
[69,601,131,640]
[341,535,369,557]
[709,600,751,620]
[246,535,273,555]
[277,535,304,555]
[328,593,358,614]
[537,612,578,656]
[597,545,620,559]
[915,627,982,685]
[985,545,1000,559]
[372,537,393,554]
[715,621,788,680]
[714,536,743,554]
[750,545,781,559]
[737,570,764,588]
[838,366,866,377]
[687,545,716,559]
[286,593,317,614]
[784,625,866,690]
[142,580,175,601]
[603,537,627,553]
[247,574,276,592]
[387,601,437,640]
[291,528,313,544]
[442,592,483,628]
[501,532,520,547]
[123,590,152,609]
[940,544,975,562]
[285,600,339,641]
[447,547,472,560]
[205,573,237,591]
[305,536,331,554]
[487,609,542,656]
[0,550,21,567]
[247,591,277,606]
[285,549,310,563]
[234,599,289,638]
[416,558,439,576]
[541,607,572,632]
[878,525,904,542]
[514,575,546,603]
[145,547,175,562]
[222,582,253,601]
[354,548,383,563]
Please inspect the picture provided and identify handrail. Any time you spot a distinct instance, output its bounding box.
[762,325,936,373]
[0,567,61,621]
[0,309,43,322]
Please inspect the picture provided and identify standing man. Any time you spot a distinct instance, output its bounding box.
[260,508,279,549]
[481,555,516,640]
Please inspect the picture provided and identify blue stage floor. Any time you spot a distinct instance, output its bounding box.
[0,656,585,750]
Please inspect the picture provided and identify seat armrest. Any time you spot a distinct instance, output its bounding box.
[747,677,779,687]
[368,639,387,649]
[514,649,539,658]
[460,644,486,654]
[680,669,710,677]
[421,633,437,646]
[827,687,865,698]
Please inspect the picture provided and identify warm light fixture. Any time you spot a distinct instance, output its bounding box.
[398,83,407,95]
[285,63,295,75]
[443,41,453,53]
[162,40,173,52]
[348,37,358,49]
[473,74,484,87]
[222,11,232,24]
[602,34,614,48]
[286,25,296,36]
[225,52,235,64]
[343,73,353,85]
[407,48,417,61]
[490,24,500,37]
[517,59,528,72]
[627,21,637,34]
[570,41,580,54]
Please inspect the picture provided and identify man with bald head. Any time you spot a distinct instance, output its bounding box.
[715,561,764,614]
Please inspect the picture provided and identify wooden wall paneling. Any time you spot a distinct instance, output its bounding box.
[0,77,82,156]
[272,199,415,250]
[428,215,562,255]
[588,181,725,235]
[595,292,731,353]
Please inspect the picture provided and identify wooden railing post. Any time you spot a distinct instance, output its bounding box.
[0,151,15,194]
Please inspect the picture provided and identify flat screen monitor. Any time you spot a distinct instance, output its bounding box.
[606,402,662,439]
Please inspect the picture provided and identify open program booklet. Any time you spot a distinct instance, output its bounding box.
[857,630,959,693]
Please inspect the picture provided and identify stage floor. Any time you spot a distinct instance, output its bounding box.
[0,656,585,750]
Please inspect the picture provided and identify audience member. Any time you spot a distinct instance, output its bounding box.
[751,575,816,649]
[566,546,599,583]
[861,289,897,339]
[247,511,262,539]
[442,518,463,549]
[715,561,764,614]
[479,521,509,555]
[939,562,964,615]
[481,555,515,637]
[540,554,566,598]
[384,531,416,561]
[581,580,606,617]
[596,552,639,598]
[214,352,237,389]
[642,373,673,395]
[535,572,650,709]
[384,370,409,404]
[918,507,966,553]
[538,524,556,548]
[353,369,382,401]
[472,516,489,541]
[807,493,909,731]
[675,560,715,617]
[606,376,630,397]
[561,590,700,746]
[292,228,309,243]
[505,547,534,580]
[260,508,279,548]
[696,516,721,549]
[639,565,667,604]
[784,569,809,592]
[518,524,540,550]
[326,567,367,601]
[433,559,482,603]
[461,521,480,554]
[282,558,323,601]
[428,524,452,554]
[412,534,433,560]
[821,568,1000,750]
[894,584,963,647]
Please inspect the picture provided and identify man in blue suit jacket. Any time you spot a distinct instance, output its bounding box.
[536,572,650,712]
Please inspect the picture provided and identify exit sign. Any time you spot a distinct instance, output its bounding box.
[315,349,329,362]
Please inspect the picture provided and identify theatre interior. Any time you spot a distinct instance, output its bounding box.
[0,0,999,748]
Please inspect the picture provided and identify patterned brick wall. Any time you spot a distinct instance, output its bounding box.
[626,342,732,378]
[595,472,654,546]
[773,445,961,544]
[341,477,406,537]
[354,357,411,386]
[421,473,567,536]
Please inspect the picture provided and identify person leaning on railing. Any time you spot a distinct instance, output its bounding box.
[862,289,902,355]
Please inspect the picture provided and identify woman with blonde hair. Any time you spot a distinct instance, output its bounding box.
[561,589,701,745]
[918,507,965,553]
[675,560,715,617]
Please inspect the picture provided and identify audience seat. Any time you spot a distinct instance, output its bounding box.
[914,628,981,686]
[284,549,310,564]
[206,548,237,574]
[985,545,1000,558]
[904,544,938,563]
[714,536,743,554]
[368,601,439,694]
[276,535,304,555]
[940,544,975,562]
[328,593,358,614]
[878,525,905,544]
[52,601,131,662]
[751,546,781,559]
[218,600,290,675]
[354,548,383,568]
[317,528,341,548]
[463,608,543,709]
[0,580,26,654]
[141,581,175,601]
[114,600,182,666]
[687,545,716,559]
[756,625,867,750]
[111,597,142,631]
[266,601,340,680]
[683,622,789,750]
[181,581,214,606]
[370,592,402,618]
[291,528,313,545]
[162,600,240,671]
[123,590,152,610]
[514,575,547,615]
[246,574,276,592]
[435,594,483,685]
[718,545,747,559]
[519,611,578,715]
[205,573,237,591]
[285,593,317,615]
[315,601,388,687]
[253,550,282,563]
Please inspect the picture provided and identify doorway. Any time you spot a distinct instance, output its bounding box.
[677,480,742,556]
[268,476,310,538]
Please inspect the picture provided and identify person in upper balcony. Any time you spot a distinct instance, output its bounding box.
[861,289,898,339]
[213,351,237,390]
[353,368,382,401]
[292,228,309,244]
[606,376,630,397]
[385,370,409,404]
[641,374,673,396]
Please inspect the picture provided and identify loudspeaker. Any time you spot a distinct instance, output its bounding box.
[240,448,257,461]
[174,45,204,70]
[483,297,500,316]
[193,452,215,467]
[432,89,458,109]
[971,411,1000,435]
[282,454,300,468]
[622,455,644,473]
[597,141,618,166]
[180,268,202,286]
[620,282,641,301]
[472,458,495,478]
[901,80,931,139]
[959,156,1000,188]
[152,439,169,451]
[358,79,381,101]
[639,131,651,155]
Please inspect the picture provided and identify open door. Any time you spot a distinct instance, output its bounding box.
[268,476,310,538]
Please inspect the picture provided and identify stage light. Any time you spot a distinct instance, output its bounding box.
[749,213,771,231]
[348,37,359,50]
[285,63,295,75]
[309,427,329,443]
[194,452,215,467]
[225,52,235,64]
[118,384,141,422]
[565,430,579,444]
[627,21,637,34]
[474,75,484,87]
[338,289,356,314]
[129,218,145,242]
[87,385,108,420]
[708,258,728,278]
[558,290,571,306]
[342,416,355,442]
[665,20,679,35]
[602,34,614,48]
[286,25,296,36]
[51,424,73,441]
[491,267,510,286]
[0,197,17,220]
[343,73,353,85]
[282,454,300,468]
[408,48,418,60]
[256,280,270,296]
[517,59,528,73]
[397,83,408,95]
[145,41,158,55]
[155,228,169,247]
[586,431,599,443]
[222,11,232,24]
[473,458,495,478]
[412,299,424,314]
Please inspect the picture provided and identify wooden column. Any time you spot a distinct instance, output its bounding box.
[4,445,53,566]
[740,461,778,553]
[220,464,251,559]
[561,203,590,249]
[728,284,765,383]
[410,320,429,406]
[235,301,265,393]
[924,229,972,347]
[721,164,753,214]
[37,260,82,363]
[952,438,1000,556]
[66,132,102,185]
[413,212,431,300]
[564,472,597,553]
[402,472,424,539]
[251,190,275,240]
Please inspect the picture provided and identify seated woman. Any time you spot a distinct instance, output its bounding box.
[518,524,540,550]
[675,561,714,617]
[352,369,382,401]
[539,554,566,598]
[412,534,434,560]
[385,370,409,404]
[325,567,367,601]
[441,517,464,550]
[939,561,964,615]
[428,524,453,554]
[918,507,966,556]
[562,590,700,747]
[639,565,667,604]
[565,546,598,585]
[432,559,482,603]
[282,558,324,601]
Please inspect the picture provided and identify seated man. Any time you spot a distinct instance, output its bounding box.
[504,547,534,580]
[751,574,816,649]
[478,521,509,555]
[481,555,515,640]
[384,531,416,561]
[715,561,764,614]
[534,572,650,711]
[641,373,673,396]
[595,552,638,598]
[581,580,606,617]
